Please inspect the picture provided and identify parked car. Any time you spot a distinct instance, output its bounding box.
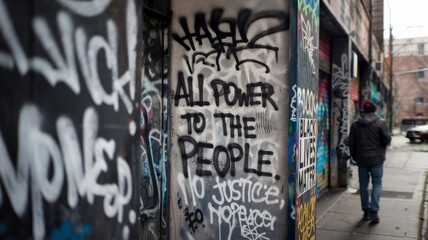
[400,117,428,132]
[405,124,428,142]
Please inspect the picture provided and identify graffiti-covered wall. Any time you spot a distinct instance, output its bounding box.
[140,9,170,240]
[169,0,290,239]
[288,0,319,239]
[317,73,330,197]
[330,38,351,188]
[0,1,141,239]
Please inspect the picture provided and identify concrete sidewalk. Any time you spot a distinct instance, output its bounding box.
[316,137,428,240]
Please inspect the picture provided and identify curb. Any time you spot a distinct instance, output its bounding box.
[419,171,428,240]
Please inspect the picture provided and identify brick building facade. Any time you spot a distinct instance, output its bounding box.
[387,37,428,127]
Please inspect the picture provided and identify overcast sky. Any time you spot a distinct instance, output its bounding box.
[384,0,428,39]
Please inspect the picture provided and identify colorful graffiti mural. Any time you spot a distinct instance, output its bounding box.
[0,0,141,239]
[288,0,319,239]
[316,73,330,197]
[170,1,291,239]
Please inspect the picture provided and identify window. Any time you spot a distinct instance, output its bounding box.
[416,96,424,105]
[418,43,425,55]
[418,66,425,79]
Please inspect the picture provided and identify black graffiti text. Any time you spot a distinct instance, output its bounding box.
[181,112,206,135]
[299,118,317,138]
[214,113,256,138]
[178,135,273,178]
[174,72,278,111]
[174,72,210,107]
[184,206,204,233]
[211,79,278,110]
[172,9,289,73]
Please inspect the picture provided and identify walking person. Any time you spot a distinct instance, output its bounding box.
[348,100,392,224]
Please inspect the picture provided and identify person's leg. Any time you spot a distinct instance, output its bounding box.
[358,166,371,214]
[370,164,383,223]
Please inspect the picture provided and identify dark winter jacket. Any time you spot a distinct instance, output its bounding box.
[348,112,392,167]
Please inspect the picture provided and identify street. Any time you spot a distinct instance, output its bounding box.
[389,133,428,152]
[317,134,428,240]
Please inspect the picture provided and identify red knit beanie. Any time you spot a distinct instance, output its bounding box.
[363,100,376,113]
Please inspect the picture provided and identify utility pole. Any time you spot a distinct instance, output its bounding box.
[389,26,393,132]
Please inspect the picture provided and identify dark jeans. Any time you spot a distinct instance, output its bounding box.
[358,164,383,214]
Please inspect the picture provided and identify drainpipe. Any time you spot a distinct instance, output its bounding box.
[369,0,373,70]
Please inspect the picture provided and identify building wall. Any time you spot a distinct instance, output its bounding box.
[169,1,291,238]
[393,53,428,126]
[391,37,428,56]
[372,0,384,51]
[387,37,428,127]
[321,0,388,189]
[0,1,142,239]
[291,1,319,239]
[168,0,319,239]
[323,0,370,60]
[330,38,351,188]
